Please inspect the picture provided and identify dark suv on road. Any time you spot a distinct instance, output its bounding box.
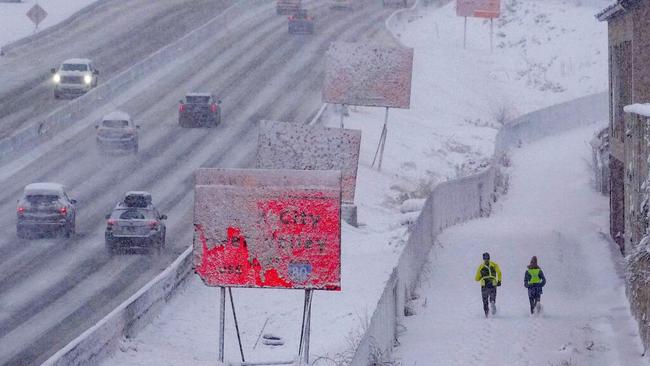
[178,93,221,127]
[16,183,77,239]
[288,9,315,34]
[105,192,167,255]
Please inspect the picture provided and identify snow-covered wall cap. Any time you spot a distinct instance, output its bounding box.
[624,103,650,117]
[596,0,640,21]
[596,0,641,22]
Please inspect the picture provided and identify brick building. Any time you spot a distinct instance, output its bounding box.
[598,0,650,254]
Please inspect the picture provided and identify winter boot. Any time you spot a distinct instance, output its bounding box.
[535,302,542,314]
[490,301,496,315]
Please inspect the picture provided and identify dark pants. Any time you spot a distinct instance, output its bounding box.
[481,286,497,315]
[528,286,542,314]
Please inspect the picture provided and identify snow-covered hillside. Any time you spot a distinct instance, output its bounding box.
[0,0,96,48]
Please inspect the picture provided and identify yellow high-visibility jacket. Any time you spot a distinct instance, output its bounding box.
[475,261,502,287]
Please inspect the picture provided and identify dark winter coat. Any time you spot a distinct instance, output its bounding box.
[524,265,546,298]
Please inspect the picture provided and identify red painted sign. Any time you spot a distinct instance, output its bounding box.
[193,169,342,290]
[457,0,500,18]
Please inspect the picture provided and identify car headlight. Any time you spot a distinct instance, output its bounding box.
[53,74,61,83]
[84,74,92,85]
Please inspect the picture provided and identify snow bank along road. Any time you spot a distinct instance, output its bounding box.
[0,1,401,365]
[396,126,645,366]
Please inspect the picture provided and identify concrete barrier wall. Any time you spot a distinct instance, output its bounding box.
[350,91,608,365]
[42,247,193,366]
[0,0,271,161]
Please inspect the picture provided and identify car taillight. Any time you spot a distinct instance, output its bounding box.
[107,219,117,229]
[17,207,24,215]
[289,16,294,20]
[148,220,159,229]
[210,104,218,113]
[60,207,67,215]
[179,104,185,113]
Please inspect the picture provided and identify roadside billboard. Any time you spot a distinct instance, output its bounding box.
[456,0,500,18]
[256,120,361,204]
[323,42,414,109]
[193,168,342,290]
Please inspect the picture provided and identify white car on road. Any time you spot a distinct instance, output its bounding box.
[51,58,99,99]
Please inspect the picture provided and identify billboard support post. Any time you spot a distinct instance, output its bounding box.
[298,290,314,365]
[372,107,390,171]
[219,287,226,363]
[463,16,467,49]
[229,288,246,362]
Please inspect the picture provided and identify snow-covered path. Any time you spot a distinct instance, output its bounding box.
[395,126,646,366]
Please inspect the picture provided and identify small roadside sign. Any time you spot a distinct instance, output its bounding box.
[27,4,48,30]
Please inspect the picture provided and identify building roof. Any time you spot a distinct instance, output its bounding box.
[596,0,642,21]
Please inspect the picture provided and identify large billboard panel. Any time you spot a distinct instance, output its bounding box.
[456,0,500,18]
[256,120,361,203]
[193,169,342,290]
[323,42,414,109]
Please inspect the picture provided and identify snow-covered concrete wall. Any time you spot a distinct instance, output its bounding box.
[41,247,193,366]
[351,91,607,365]
[0,0,270,161]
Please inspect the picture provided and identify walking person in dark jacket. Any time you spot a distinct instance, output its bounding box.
[524,256,546,314]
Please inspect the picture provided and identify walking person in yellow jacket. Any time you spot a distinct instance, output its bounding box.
[474,252,502,318]
[524,256,546,315]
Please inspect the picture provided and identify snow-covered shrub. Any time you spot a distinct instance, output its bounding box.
[626,134,650,350]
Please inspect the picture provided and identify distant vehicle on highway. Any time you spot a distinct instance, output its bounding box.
[288,9,315,34]
[383,0,407,7]
[178,93,221,128]
[104,191,167,255]
[16,183,77,239]
[277,0,301,14]
[51,58,99,99]
[96,111,139,154]
[330,0,358,10]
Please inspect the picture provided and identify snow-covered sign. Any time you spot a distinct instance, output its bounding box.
[26,4,48,27]
[255,120,361,203]
[193,168,342,290]
[456,0,500,18]
[323,42,414,109]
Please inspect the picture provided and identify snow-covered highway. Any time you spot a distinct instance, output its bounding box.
[0,0,236,139]
[395,126,644,366]
[0,1,401,364]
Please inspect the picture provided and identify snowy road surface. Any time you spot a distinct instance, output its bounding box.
[0,1,400,364]
[0,0,234,139]
[395,126,645,366]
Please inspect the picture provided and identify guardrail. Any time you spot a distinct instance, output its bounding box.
[350,92,608,365]
[41,247,193,366]
[0,0,271,163]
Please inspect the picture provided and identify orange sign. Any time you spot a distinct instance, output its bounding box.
[457,0,500,18]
